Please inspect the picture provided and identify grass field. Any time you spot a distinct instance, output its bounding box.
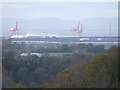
[42,52,97,56]
[42,52,72,56]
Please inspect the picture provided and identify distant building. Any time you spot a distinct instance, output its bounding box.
[20,53,42,57]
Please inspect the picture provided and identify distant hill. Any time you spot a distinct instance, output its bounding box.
[2,17,118,37]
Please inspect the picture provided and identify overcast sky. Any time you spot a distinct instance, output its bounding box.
[2,2,118,20]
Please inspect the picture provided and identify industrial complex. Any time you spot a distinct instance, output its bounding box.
[7,21,119,45]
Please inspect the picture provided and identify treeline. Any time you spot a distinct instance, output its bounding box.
[2,39,105,54]
[33,43,105,53]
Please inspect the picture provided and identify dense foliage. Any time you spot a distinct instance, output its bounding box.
[38,46,119,88]
[2,39,118,88]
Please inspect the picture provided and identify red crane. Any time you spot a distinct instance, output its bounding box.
[72,21,83,36]
[10,21,18,36]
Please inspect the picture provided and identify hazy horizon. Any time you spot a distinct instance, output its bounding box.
[2,2,118,37]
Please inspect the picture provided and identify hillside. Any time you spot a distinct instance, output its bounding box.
[37,46,119,88]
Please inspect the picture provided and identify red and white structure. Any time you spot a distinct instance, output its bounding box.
[9,21,18,36]
[72,21,83,36]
